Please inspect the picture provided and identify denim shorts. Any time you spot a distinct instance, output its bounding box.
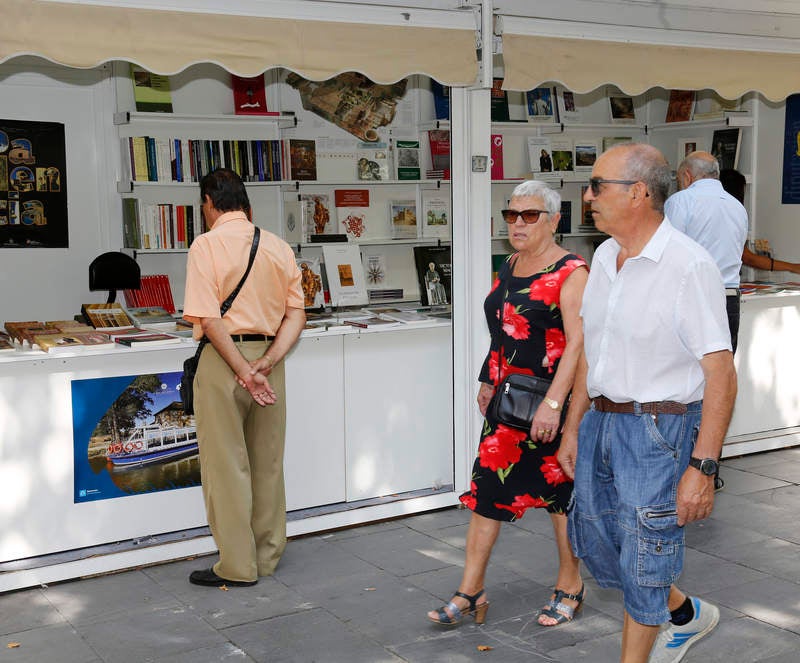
[567,401,702,625]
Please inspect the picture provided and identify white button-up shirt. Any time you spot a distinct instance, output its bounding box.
[664,178,748,289]
[582,218,731,404]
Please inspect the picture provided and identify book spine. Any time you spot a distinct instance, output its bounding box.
[145,137,157,182]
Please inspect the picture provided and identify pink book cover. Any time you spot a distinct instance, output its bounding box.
[490,134,504,180]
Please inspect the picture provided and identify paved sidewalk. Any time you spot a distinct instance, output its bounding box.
[3,446,800,662]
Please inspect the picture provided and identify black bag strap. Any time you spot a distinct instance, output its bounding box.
[194,226,261,357]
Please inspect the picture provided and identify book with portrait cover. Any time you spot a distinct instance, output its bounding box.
[525,87,556,123]
[288,139,317,180]
[490,78,510,122]
[665,90,695,123]
[413,245,452,307]
[711,128,741,170]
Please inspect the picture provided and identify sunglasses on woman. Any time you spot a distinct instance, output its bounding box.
[500,209,549,224]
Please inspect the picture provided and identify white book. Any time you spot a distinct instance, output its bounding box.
[526,136,553,174]
[555,86,581,123]
[420,190,451,239]
[322,244,368,307]
[388,199,418,239]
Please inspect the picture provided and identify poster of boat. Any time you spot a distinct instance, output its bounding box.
[72,371,200,503]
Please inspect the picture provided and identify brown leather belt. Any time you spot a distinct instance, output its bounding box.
[231,334,275,342]
[592,395,687,415]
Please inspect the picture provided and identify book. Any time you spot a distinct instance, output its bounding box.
[283,194,303,244]
[420,189,451,239]
[140,321,193,338]
[413,245,452,306]
[490,134,504,180]
[395,140,420,180]
[602,136,633,152]
[33,332,86,353]
[114,332,183,347]
[125,306,175,326]
[364,254,387,287]
[431,80,450,120]
[0,332,15,352]
[665,90,695,123]
[376,309,430,324]
[574,140,599,171]
[551,138,574,172]
[693,92,741,120]
[711,128,742,170]
[558,201,572,234]
[427,130,450,176]
[300,193,333,240]
[490,78,510,122]
[4,321,41,344]
[231,74,275,116]
[81,303,135,330]
[356,148,389,181]
[579,185,595,229]
[296,256,325,309]
[555,86,581,123]
[322,243,368,307]
[676,137,704,168]
[527,136,553,174]
[609,95,636,124]
[288,139,317,180]
[342,316,401,329]
[525,87,556,123]
[389,199,418,239]
[334,188,370,240]
[130,64,173,113]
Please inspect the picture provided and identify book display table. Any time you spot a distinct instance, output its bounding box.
[0,322,454,592]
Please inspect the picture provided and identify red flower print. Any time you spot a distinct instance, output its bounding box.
[544,328,566,371]
[563,258,587,273]
[541,455,570,486]
[528,272,563,306]
[502,303,530,340]
[504,364,534,378]
[489,277,501,293]
[460,493,477,510]
[479,425,527,471]
[494,493,550,519]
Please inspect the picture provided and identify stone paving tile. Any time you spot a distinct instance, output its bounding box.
[677,547,768,595]
[76,605,225,663]
[740,458,800,484]
[223,607,405,663]
[706,575,800,634]
[405,559,528,604]
[684,516,771,555]
[678,615,800,663]
[0,587,65,636]
[42,570,181,627]
[272,536,381,589]
[747,483,800,508]
[320,519,409,542]
[0,624,101,663]
[152,642,257,662]
[713,466,791,495]
[714,536,800,583]
[400,506,472,533]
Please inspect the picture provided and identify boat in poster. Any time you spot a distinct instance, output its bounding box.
[106,423,198,467]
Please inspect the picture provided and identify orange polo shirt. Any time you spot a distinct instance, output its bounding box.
[183,211,303,339]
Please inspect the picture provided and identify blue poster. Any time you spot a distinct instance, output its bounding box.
[72,371,200,503]
[781,94,800,204]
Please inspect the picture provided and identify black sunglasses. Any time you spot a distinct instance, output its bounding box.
[500,209,549,224]
[588,177,641,196]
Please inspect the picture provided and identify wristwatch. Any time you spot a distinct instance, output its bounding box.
[688,457,719,476]
[543,396,561,411]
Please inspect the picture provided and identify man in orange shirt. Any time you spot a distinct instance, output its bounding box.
[183,168,305,587]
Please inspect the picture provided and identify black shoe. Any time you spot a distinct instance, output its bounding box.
[189,568,257,587]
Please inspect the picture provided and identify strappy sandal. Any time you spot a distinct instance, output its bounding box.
[537,584,585,626]
[428,589,490,626]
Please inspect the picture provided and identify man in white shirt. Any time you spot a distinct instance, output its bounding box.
[558,143,737,663]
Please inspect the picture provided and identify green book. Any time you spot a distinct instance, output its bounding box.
[130,65,173,113]
[395,140,420,180]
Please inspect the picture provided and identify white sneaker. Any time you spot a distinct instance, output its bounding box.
[648,597,720,663]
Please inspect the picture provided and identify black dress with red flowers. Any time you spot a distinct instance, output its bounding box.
[460,252,588,521]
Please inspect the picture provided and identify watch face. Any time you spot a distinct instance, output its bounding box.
[700,459,718,476]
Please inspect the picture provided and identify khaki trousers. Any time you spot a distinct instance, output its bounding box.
[194,340,287,582]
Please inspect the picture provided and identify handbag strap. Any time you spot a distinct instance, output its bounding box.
[497,253,519,383]
[195,225,261,357]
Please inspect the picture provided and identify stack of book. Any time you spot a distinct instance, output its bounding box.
[123,275,176,313]
[3,319,114,352]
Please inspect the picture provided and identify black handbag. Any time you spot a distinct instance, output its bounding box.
[490,373,567,431]
[179,227,261,415]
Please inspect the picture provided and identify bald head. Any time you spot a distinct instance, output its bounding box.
[603,143,672,212]
[678,151,720,189]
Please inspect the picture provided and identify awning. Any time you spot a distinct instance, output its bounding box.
[1,0,479,85]
[498,16,800,102]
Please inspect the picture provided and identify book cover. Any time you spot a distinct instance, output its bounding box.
[356,149,389,181]
[490,134,504,180]
[602,136,633,152]
[558,201,572,234]
[431,80,450,120]
[665,90,696,123]
[711,128,741,170]
[322,243,369,307]
[299,193,333,240]
[427,130,451,176]
[555,86,581,123]
[551,138,574,172]
[231,74,275,116]
[125,306,175,326]
[364,254,387,287]
[389,199,418,239]
[527,136,553,174]
[139,321,193,338]
[283,194,303,244]
[289,139,317,180]
[334,188,370,239]
[114,332,182,347]
[609,95,636,124]
[579,185,595,229]
[395,140,420,180]
[0,332,14,352]
[490,78,510,122]
[342,316,401,329]
[420,189,451,239]
[574,140,599,172]
[130,65,173,113]
[296,256,325,309]
[676,137,704,168]
[525,87,556,123]
[81,303,135,330]
[4,321,41,343]
[693,92,741,120]
[413,245,452,306]
[33,332,86,352]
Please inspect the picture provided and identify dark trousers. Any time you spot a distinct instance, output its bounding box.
[726,293,740,355]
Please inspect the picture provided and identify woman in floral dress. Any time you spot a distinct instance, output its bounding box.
[428,180,589,628]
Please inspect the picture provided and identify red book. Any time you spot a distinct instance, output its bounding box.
[232,74,278,116]
[491,134,504,180]
[427,130,451,173]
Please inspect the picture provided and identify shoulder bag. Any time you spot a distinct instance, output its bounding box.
[179,227,261,415]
